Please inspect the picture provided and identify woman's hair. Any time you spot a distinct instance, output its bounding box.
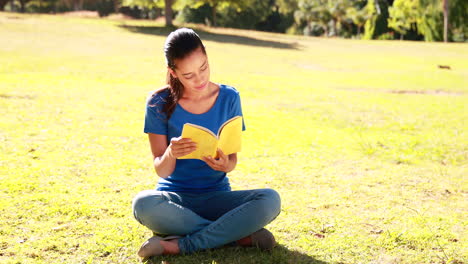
[157,28,206,119]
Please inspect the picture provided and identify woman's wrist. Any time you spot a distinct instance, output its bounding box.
[226,155,237,172]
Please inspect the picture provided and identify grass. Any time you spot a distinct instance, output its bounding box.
[0,12,467,264]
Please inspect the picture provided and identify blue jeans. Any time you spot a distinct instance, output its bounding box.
[132,188,281,254]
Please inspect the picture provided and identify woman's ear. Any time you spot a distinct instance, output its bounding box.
[168,67,177,79]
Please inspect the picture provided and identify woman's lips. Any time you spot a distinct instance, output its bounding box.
[195,82,207,90]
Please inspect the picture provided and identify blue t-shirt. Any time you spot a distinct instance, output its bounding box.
[144,84,245,193]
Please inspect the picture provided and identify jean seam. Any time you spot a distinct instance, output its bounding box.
[184,196,264,253]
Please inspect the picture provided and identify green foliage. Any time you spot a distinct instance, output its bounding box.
[176,3,212,24]
[275,0,298,14]
[388,0,442,42]
[448,0,468,42]
[363,0,390,40]
[177,0,245,26]
[123,0,163,10]
[346,5,368,36]
[387,0,415,37]
[177,0,292,32]
[294,0,367,37]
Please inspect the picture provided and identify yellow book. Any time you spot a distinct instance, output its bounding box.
[179,116,243,159]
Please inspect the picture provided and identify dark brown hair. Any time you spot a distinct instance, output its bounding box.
[156,28,206,119]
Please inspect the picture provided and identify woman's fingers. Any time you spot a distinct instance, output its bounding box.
[203,149,229,171]
[169,137,197,157]
[216,149,227,161]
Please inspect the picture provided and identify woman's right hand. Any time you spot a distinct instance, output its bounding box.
[167,137,197,158]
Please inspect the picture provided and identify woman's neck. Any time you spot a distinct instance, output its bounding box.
[177,83,220,115]
[182,82,218,102]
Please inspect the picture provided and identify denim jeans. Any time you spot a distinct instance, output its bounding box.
[132,188,281,254]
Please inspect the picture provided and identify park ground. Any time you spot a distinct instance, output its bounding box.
[0,12,467,264]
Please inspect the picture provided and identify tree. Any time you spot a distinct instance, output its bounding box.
[295,0,331,36]
[0,0,9,10]
[388,0,442,41]
[295,0,368,37]
[327,0,351,36]
[275,0,298,14]
[123,0,173,25]
[363,0,391,40]
[443,0,448,42]
[388,0,417,39]
[448,0,468,41]
[179,0,245,27]
[165,0,173,26]
[19,0,31,11]
[346,5,368,36]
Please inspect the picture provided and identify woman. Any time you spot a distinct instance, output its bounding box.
[132,28,281,257]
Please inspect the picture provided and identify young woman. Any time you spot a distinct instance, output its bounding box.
[132,28,281,257]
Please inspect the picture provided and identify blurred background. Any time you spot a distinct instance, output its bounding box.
[1,0,467,42]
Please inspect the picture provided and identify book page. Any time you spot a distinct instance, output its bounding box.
[179,124,218,159]
[218,116,242,156]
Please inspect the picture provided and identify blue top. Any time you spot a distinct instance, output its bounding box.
[144,84,245,193]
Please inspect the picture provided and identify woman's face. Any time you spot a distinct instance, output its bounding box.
[171,46,210,93]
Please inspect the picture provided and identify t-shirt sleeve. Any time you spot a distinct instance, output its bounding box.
[144,93,168,135]
[230,90,246,131]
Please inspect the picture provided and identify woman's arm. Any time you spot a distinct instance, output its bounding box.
[148,133,196,178]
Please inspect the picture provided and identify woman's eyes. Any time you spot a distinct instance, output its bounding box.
[184,66,208,79]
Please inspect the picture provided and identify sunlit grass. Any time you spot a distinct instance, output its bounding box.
[1,12,467,263]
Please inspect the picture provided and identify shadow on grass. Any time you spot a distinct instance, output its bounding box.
[118,25,300,50]
[143,244,327,264]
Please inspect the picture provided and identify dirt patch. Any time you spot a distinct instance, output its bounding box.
[388,90,463,96]
[62,11,99,18]
[340,87,464,96]
[106,13,134,20]
[0,94,36,100]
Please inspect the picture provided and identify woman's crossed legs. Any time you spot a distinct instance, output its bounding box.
[132,188,281,254]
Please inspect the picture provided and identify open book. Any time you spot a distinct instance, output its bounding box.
[179,116,243,159]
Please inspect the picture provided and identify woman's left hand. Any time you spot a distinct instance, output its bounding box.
[203,149,235,172]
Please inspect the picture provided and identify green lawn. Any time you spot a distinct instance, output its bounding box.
[0,12,467,264]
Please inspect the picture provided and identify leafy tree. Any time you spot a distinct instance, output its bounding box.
[275,0,298,14]
[443,0,448,42]
[295,0,361,37]
[217,0,271,30]
[294,0,331,36]
[179,0,245,26]
[123,0,162,11]
[327,0,351,36]
[0,0,9,10]
[164,0,173,25]
[387,0,416,39]
[447,0,467,41]
[123,0,173,24]
[388,0,442,41]
[363,0,391,40]
[346,5,368,36]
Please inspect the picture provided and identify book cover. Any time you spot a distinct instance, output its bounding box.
[179,116,243,159]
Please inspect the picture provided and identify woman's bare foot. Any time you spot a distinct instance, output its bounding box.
[159,239,180,255]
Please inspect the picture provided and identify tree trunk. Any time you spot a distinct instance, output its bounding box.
[332,19,337,37]
[73,0,84,11]
[443,0,449,42]
[164,0,173,27]
[113,0,119,13]
[211,3,217,27]
[19,0,26,12]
